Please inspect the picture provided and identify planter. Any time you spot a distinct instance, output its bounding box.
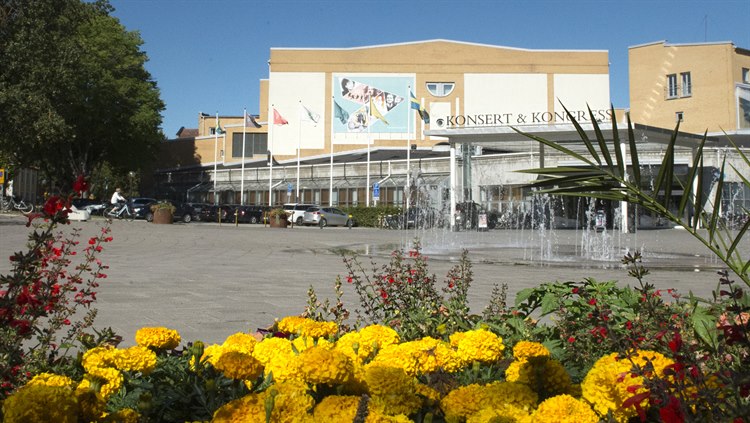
[152,209,173,224]
[269,215,288,228]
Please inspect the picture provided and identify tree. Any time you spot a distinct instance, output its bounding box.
[0,0,165,189]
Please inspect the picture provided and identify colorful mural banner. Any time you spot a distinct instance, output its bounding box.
[333,76,412,133]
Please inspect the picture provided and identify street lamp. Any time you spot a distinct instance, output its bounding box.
[128,171,136,198]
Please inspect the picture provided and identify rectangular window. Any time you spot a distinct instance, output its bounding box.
[666,74,678,99]
[743,68,750,84]
[681,72,692,97]
[676,111,684,122]
[232,133,268,158]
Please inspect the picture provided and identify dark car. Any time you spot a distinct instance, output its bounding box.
[130,197,158,219]
[199,204,234,222]
[144,201,197,223]
[232,205,264,224]
[185,202,211,221]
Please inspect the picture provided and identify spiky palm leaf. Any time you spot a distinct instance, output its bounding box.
[515,104,750,286]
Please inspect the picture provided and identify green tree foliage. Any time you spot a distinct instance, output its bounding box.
[0,0,165,188]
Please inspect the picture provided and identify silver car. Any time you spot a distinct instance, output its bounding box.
[302,207,353,227]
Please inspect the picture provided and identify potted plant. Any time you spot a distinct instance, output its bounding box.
[149,202,176,224]
[267,208,288,228]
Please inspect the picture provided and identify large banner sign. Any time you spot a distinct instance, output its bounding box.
[333,75,412,133]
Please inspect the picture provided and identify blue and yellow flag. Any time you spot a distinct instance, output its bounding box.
[409,90,430,124]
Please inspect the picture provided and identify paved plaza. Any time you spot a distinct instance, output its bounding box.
[1,213,744,346]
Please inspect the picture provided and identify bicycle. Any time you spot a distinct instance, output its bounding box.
[1,195,34,213]
[104,202,135,221]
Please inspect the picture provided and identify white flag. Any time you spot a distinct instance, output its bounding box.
[301,104,320,125]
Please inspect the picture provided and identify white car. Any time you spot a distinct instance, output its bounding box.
[67,205,90,221]
[282,203,316,226]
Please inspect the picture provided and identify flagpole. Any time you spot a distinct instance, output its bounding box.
[366,94,371,207]
[213,112,219,205]
[269,105,274,207]
[406,85,411,211]
[296,100,301,202]
[240,108,247,205]
[329,96,334,207]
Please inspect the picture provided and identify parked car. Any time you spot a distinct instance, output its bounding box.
[130,197,158,219]
[185,202,211,221]
[199,204,234,222]
[302,207,354,227]
[283,203,317,226]
[144,201,197,223]
[232,205,264,224]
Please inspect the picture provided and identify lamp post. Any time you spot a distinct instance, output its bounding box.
[128,171,136,198]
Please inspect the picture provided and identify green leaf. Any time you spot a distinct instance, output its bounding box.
[561,102,602,165]
[691,306,719,351]
[515,288,536,306]
[708,159,726,245]
[626,113,641,187]
[609,104,625,178]
[678,135,706,217]
[540,292,559,315]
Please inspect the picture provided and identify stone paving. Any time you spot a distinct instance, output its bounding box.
[1,212,745,346]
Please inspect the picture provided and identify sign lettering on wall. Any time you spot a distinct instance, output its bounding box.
[433,109,613,128]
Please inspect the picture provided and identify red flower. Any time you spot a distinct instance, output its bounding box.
[572,287,579,294]
[346,276,353,284]
[659,396,685,423]
[567,336,575,343]
[588,298,597,305]
[379,289,388,299]
[625,320,633,330]
[668,332,682,353]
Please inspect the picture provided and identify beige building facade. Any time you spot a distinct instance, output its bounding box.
[629,40,750,135]
[155,39,749,232]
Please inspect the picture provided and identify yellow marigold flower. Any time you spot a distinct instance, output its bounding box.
[512,341,551,361]
[277,316,338,338]
[359,324,400,350]
[2,384,78,423]
[26,372,75,388]
[82,346,118,372]
[299,345,354,386]
[450,329,505,364]
[341,360,369,395]
[214,350,264,380]
[103,408,140,423]
[441,382,538,422]
[135,326,181,350]
[530,394,598,423]
[506,358,573,397]
[200,343,223,367]
[313,395,359,421]
[365,407,414,422]
[292,335,333,353]
[265,380,316,422]
[253,337,303,382]
[113,345,157,374]
[365,365,422,416]
[75,385,107,422]
[371,337,463,376]
[222,332,258,354]
[212,392,267,423]
[466,404,531,423]
[79,366,123,400]
[581,350,673,423]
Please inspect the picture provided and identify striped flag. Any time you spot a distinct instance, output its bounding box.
[410,90,430,124]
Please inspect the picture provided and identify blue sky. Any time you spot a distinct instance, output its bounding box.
[109,0,750,138]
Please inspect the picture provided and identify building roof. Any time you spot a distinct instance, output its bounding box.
[271,39,607,53]
[175,127,199,138]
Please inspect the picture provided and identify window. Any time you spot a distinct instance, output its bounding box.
[743,68,750,84]
[232,133,268,158]
[426,82,455,97]
[675,111,684,123]
[681,72,692,97]
[666,74,678,98]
